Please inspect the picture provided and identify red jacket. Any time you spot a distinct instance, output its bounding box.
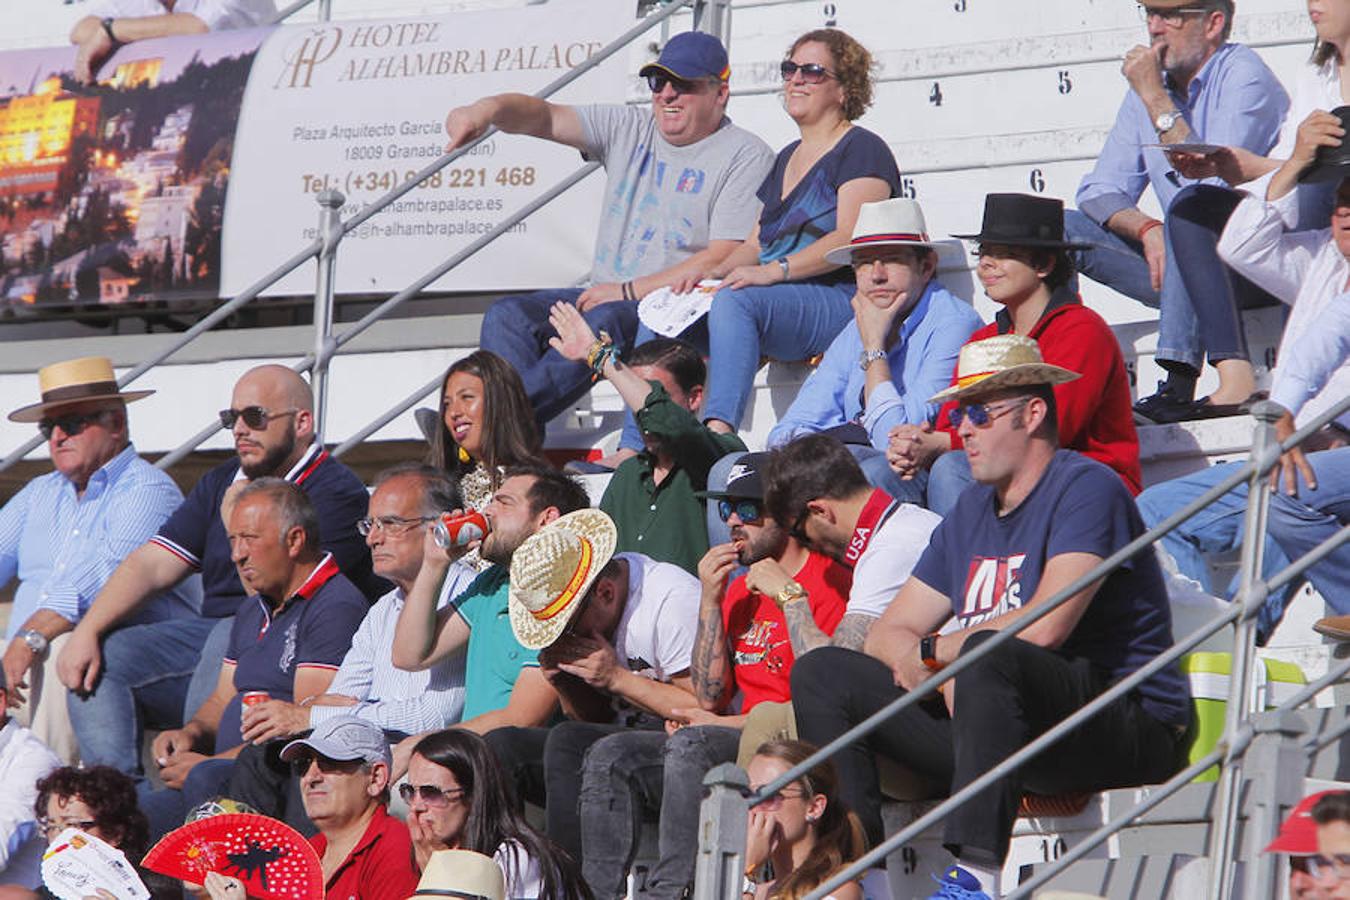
[936,290,1143,494]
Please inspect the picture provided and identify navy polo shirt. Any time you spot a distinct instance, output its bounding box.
[216,555,368,751]
[151,445,382,618]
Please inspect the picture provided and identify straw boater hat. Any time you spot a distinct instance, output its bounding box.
[823,198,943,266]
[929,334,1080,403]
[407,849,506,900]
[508,508,618,650]
[8,356,153,423]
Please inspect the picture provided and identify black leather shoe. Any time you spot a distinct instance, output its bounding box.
[1134,382,1195,424]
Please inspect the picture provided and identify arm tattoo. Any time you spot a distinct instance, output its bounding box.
[782,599,830,657]
[692,598,732,709]
[829,613,875,651]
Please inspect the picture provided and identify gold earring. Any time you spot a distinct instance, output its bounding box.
[457,445,471,464]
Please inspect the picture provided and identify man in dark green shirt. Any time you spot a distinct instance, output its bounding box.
[548,302,745,574]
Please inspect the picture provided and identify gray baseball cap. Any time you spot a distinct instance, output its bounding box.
[280,715,391,768]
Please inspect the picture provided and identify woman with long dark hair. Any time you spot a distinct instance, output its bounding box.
[742,740,866,900]
[403,729,590,900]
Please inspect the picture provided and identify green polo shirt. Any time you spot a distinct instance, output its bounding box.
[599,384,746,575]
[455,565,538,720]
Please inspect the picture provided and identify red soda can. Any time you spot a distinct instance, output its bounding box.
[241,691,270,707]
[433,511,490,549]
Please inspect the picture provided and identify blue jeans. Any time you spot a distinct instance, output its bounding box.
[1136,464,1295,640]
[138,757,234,841]
[1267,446,1350,612]
[479,288,640,425]
[67,616,220,781]
[185,616,233,721]
[928,450,974,518]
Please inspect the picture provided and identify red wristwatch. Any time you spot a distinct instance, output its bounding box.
[919,633,944,672]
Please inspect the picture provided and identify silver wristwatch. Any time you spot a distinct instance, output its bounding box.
[859,348,887,371]
[17,629,48,656]
[1153,108,1182,135]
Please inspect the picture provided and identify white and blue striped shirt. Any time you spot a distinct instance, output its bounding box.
[0,443,199,637]
[309,562,477,736]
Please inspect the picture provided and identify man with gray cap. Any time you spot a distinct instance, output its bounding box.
[445,30,773,428]
[280,715,419,900]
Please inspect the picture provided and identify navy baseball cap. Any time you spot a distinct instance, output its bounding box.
[696,452,768,501]
[639,31,730,83]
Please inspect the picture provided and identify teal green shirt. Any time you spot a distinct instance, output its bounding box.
[455,566,538,720]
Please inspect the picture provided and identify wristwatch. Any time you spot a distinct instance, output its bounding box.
[919,632,943,672]
[17,629,49,656]
[1153,108,1182,135]
[859,348,887,371]
[774,581,808,608]
[100,17,122,46]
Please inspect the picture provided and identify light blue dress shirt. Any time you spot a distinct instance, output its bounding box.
[1075,42,1288,226]
[767,280,984,450]
[0,443,198,637]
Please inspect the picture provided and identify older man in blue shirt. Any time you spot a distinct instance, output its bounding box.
[0,357,195,764]
[1066,0,1286,421]
[766,198,982,503]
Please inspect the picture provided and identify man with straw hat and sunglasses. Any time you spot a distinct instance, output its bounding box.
[0,356,192,764]
[484,508,700,885]
[793,333,1190,899]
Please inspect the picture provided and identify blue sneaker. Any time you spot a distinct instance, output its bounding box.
[926,865,993,899]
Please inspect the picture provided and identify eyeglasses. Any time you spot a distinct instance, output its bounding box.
[750,786,808,811]
[780,60,836,84]
[645,73,710,95]
[717,498,763,524]
[1137,4,1211,26]
[38,410,111,440]
[398,783,467,807]
[948,397,1031,429]
[289,752,362,778]
[218,406,299,430]
[38,816,98,837]
[1307,853,1350,880]
[356,515,435,537]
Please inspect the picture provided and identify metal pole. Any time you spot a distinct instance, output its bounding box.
[1207,400,1282,900]
[1243,712,1309,900]
[332,372,443,457]
[316,0,330,21]
[692,764,749,900]
[311,189,345,444]
[691,0,732,44]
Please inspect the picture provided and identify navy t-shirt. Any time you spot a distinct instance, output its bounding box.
[217,556,368,751]
[912,450,1189,727]
[755,126,902,283]
[152,447,380,618]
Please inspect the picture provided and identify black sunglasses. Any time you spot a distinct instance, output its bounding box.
[717,498,764,524]
[397,783,467,807]
[218,405,299,430]
[645,73,706,95]
[289,752,361,778]
[947,398,1030,429]
[780,60,836,84]
[38,410,110,440]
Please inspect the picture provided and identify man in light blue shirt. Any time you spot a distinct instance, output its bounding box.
[1067,0,1286,421]
[0,356,194,762]
[766,198,983,505]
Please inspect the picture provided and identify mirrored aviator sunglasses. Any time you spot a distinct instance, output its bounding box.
[718,498,763,523]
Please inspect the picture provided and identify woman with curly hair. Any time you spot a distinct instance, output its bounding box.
[742,740,867,900]
[403,729,590,900]
[613,28,900,455]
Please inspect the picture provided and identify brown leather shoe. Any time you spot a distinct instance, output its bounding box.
[1313,615,1350,641]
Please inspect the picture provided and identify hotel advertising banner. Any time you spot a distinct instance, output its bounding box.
[221,0,631,297]
[0,30,267,310]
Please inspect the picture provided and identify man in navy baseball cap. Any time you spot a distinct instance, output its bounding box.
[638,30,730,83]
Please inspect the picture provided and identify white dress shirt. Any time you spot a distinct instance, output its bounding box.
[0,719,61,888]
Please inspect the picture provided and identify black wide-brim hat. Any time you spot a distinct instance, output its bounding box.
[1299,105,1350,184]
[951,193,1091,250]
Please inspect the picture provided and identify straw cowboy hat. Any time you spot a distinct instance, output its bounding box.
[824,198,945,266]
[508,508,618,650]
[407,850,505,900]
[9,356,153,423]
[929,334,1080,403]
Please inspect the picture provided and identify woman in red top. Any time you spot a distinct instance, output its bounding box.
[886,194,1141,515]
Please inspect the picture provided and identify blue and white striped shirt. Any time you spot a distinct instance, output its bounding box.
[0,443,200,638]
[308,562,478,736]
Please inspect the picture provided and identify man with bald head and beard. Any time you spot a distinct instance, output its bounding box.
[57,364,374,786]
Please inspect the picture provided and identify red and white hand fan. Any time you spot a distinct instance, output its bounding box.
[142,813,323,899]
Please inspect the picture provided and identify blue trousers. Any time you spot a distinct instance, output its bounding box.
[1267,446,1350,611]
[480,288,640,425]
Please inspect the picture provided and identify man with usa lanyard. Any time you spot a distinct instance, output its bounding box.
[58,364,375,788]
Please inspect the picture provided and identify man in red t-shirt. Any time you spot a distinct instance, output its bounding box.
[570,453,852,899]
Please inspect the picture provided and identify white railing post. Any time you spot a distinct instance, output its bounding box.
[1207,400,1282,900]
[311,188,344,443]
[692,763,749,900]
[1243,711,1309,899]
[692,0,732,45]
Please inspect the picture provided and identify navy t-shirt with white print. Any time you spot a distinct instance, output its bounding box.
[912,450,1189,727]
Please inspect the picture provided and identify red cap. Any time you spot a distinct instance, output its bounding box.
[1264,790,1339,855]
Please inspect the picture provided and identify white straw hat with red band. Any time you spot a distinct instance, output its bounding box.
[928,333,1080,404]
[823,198,943,266]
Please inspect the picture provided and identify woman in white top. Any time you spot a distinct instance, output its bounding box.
[742,740,866,900]
[403,729,589,900]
